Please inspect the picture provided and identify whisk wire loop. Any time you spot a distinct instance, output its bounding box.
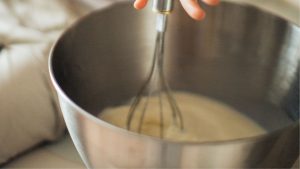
[126,14,184,137]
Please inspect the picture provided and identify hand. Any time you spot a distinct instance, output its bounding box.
[134,0,220,20]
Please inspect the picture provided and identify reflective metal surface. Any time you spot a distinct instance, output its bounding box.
[49,2,299,168]
[152,0,174,14]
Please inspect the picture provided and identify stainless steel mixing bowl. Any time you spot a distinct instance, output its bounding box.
[49,1,299,168]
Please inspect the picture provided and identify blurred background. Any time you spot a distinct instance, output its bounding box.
[0,0,299,168]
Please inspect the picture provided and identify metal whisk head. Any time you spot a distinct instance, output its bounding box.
[126,0,184,138]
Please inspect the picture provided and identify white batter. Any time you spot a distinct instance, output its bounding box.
[99,92,265,142]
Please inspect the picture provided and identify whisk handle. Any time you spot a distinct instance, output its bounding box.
[152,0,174,14]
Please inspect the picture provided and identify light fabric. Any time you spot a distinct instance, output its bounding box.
[0,0,78,164]
[0,0,123,164]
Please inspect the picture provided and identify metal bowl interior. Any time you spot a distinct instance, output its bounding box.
[49,1,299,168]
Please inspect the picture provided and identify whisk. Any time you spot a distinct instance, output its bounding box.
[127,0,184,138]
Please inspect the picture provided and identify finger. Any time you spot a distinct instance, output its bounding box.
[202,0,220,6]
[134,0,148,10]
[179,0,206,20]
